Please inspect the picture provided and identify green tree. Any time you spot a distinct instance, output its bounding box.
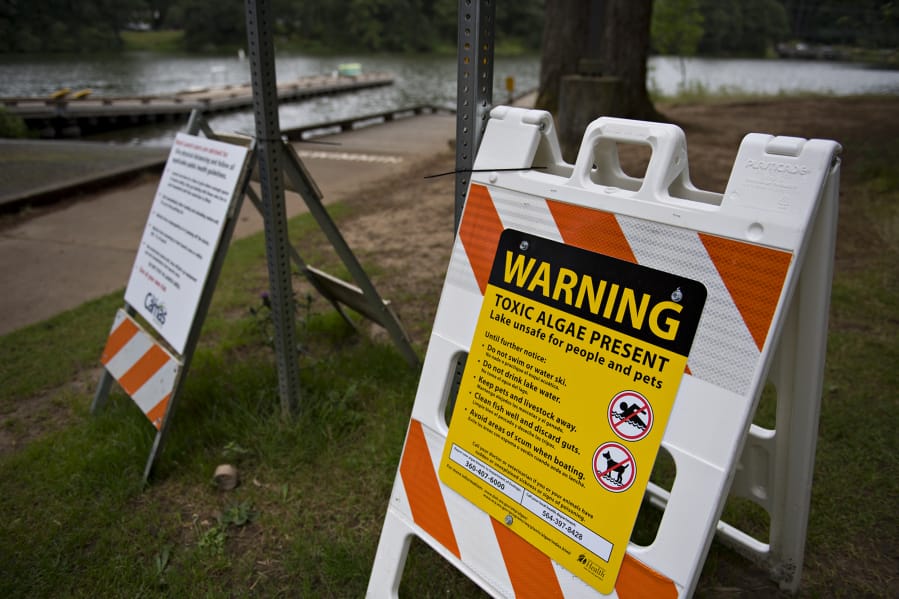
[697,0,788,56]
[429,0,459,47]
[346,0,387,50]
[496,0,544,51]
[779,0,899,48]
[740,0,790,55]
[181,0,245,51]
[0,0,146,53]
[147,0,178,29]
[0,107,29,138]
[652,0,704,88]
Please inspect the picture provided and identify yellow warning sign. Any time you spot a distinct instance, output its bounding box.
[439,229,706,594]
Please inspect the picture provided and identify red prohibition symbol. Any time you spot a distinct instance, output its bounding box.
[593,441,636,492]
[608,390,653,442]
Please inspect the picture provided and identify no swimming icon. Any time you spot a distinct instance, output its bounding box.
[608,390,653,442]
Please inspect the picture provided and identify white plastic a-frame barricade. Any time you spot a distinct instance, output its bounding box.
[367,107,840,597]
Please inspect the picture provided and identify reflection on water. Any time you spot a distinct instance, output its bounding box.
[1,53,896,146]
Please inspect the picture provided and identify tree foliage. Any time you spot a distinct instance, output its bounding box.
[0,0,143,53]
[652,0,704,88]
[1,0,897,55]
[180,0,245,52]
[164,0,548,54]
[781,0,899,47]
[695,0,788,56]
[652,0,704,57]
[170,0,547,54]
[0,0,546,54]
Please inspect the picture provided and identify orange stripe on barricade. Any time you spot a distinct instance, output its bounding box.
[699,233,792,351]
[117,344,171,396]
[101,316,139,364]
[547,201,637,264]
[145,393,171,430]
[615,554,678,599]
[491,517,564,599]
[400,419,461,558]
[459,184,505,295]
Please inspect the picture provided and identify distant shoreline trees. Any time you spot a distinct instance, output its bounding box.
[0,0,143,53]
[0,0,895,56]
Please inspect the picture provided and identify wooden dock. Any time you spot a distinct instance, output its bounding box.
[2,72,394,137]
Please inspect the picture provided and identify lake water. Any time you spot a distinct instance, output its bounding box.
[1,53,897,146]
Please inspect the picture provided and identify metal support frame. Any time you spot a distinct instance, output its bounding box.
[238,142,421,370]
[93,102,420,482]
[454,0,496,232]
[245,0,302,416]
[277,144,420,369]
[201,121,419,370]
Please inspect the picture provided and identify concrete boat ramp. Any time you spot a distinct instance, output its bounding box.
[0,108,457,335]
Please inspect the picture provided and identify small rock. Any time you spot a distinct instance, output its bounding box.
[213,464,239,491]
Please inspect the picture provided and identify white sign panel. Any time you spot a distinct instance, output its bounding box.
[125,133,248,354]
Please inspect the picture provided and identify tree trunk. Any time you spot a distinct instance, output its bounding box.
[535,1,590,115]
[536,0,661,121]
[599,0,663,121]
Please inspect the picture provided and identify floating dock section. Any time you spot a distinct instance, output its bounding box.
[2,72,394,137]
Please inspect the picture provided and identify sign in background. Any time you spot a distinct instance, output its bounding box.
[124,133,248,354]
[439,229,706,594]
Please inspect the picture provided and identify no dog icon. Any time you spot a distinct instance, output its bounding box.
[593,442,636,492]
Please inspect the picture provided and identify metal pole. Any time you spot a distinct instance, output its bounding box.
[245,0,301,416]
[454,0,496,232]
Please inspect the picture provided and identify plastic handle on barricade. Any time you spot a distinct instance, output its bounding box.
[572,117,689,202]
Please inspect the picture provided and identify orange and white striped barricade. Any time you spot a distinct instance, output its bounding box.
[367,107,840,597]
[99,308,182,431]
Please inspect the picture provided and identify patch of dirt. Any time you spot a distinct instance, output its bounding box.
[0,366,103,455]
[326,152,458,344]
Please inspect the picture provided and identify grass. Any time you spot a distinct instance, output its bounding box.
[0,98,897,597]
[0,275,419,596]
[0,107,30,139]
[0,293,122,406]
[121,30,185,53]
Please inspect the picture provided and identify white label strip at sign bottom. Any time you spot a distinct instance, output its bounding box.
[449,444,613,561]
